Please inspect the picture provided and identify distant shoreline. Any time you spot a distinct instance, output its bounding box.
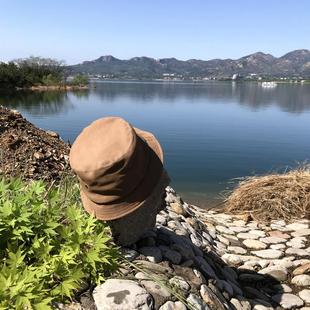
[15,84,89,91]
[89,78,310,84]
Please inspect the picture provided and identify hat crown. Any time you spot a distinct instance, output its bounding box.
[69,116,165,220]
[70,117,136,176]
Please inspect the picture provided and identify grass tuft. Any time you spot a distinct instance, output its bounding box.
[224,166,310,222]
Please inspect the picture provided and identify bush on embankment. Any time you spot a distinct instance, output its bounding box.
[0,57,64,89]
[0,177,119,309]
[225,166,310,222]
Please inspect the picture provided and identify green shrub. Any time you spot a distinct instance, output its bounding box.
[41,74,62,86]
[0,177,119,309]
[70,74,89,86]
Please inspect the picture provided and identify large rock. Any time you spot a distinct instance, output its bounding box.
[159,301,186,310]
[251,249,283,259]
[259,237,287,244]
[272,293,304,309]
[200,284,226,310]
[291,229,310,237]
[258,266,288,281]
[299,290,310,304]
[291,275,310,286]
[286,247,309,256]
[286,223,309,231]
[93,279,153,310]
[186,293,209,310]
[243,239,267,250]
[293,263,310,276]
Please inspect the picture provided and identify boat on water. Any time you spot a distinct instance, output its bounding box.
[261,81,277,88]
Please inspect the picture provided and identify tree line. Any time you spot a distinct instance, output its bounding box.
[0,56,88,88]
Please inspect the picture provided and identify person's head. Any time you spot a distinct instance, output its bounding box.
[69,117,169,245]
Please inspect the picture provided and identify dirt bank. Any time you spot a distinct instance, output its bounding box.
[0,106,70,181]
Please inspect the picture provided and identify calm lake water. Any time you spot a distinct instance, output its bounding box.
[1,81,310,207]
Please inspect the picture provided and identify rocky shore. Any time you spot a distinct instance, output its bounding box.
[64,187,309,310]
[1,107,309,309]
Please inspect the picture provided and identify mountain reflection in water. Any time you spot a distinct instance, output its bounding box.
[1,81,310,207]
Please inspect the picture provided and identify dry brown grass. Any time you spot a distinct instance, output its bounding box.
[224,167,310,222]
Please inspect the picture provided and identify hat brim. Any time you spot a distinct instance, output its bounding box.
[80,128,164,220]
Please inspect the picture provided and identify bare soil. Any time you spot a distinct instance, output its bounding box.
[0,106,71,182]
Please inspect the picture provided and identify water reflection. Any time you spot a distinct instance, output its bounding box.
[1,81,309,206]
[1,82,310,115]
[0,89,89,115]
[91,81,310,114]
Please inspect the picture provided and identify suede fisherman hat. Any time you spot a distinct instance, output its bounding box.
[69,117,164,220]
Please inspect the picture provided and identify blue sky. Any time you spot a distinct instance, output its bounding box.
[1,0,309,64]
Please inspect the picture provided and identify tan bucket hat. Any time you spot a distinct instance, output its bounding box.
[69,117,164,220]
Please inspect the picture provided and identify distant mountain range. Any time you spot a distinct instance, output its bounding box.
[68,49,310,79]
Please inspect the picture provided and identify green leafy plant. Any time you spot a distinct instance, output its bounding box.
[0,177,119,309]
